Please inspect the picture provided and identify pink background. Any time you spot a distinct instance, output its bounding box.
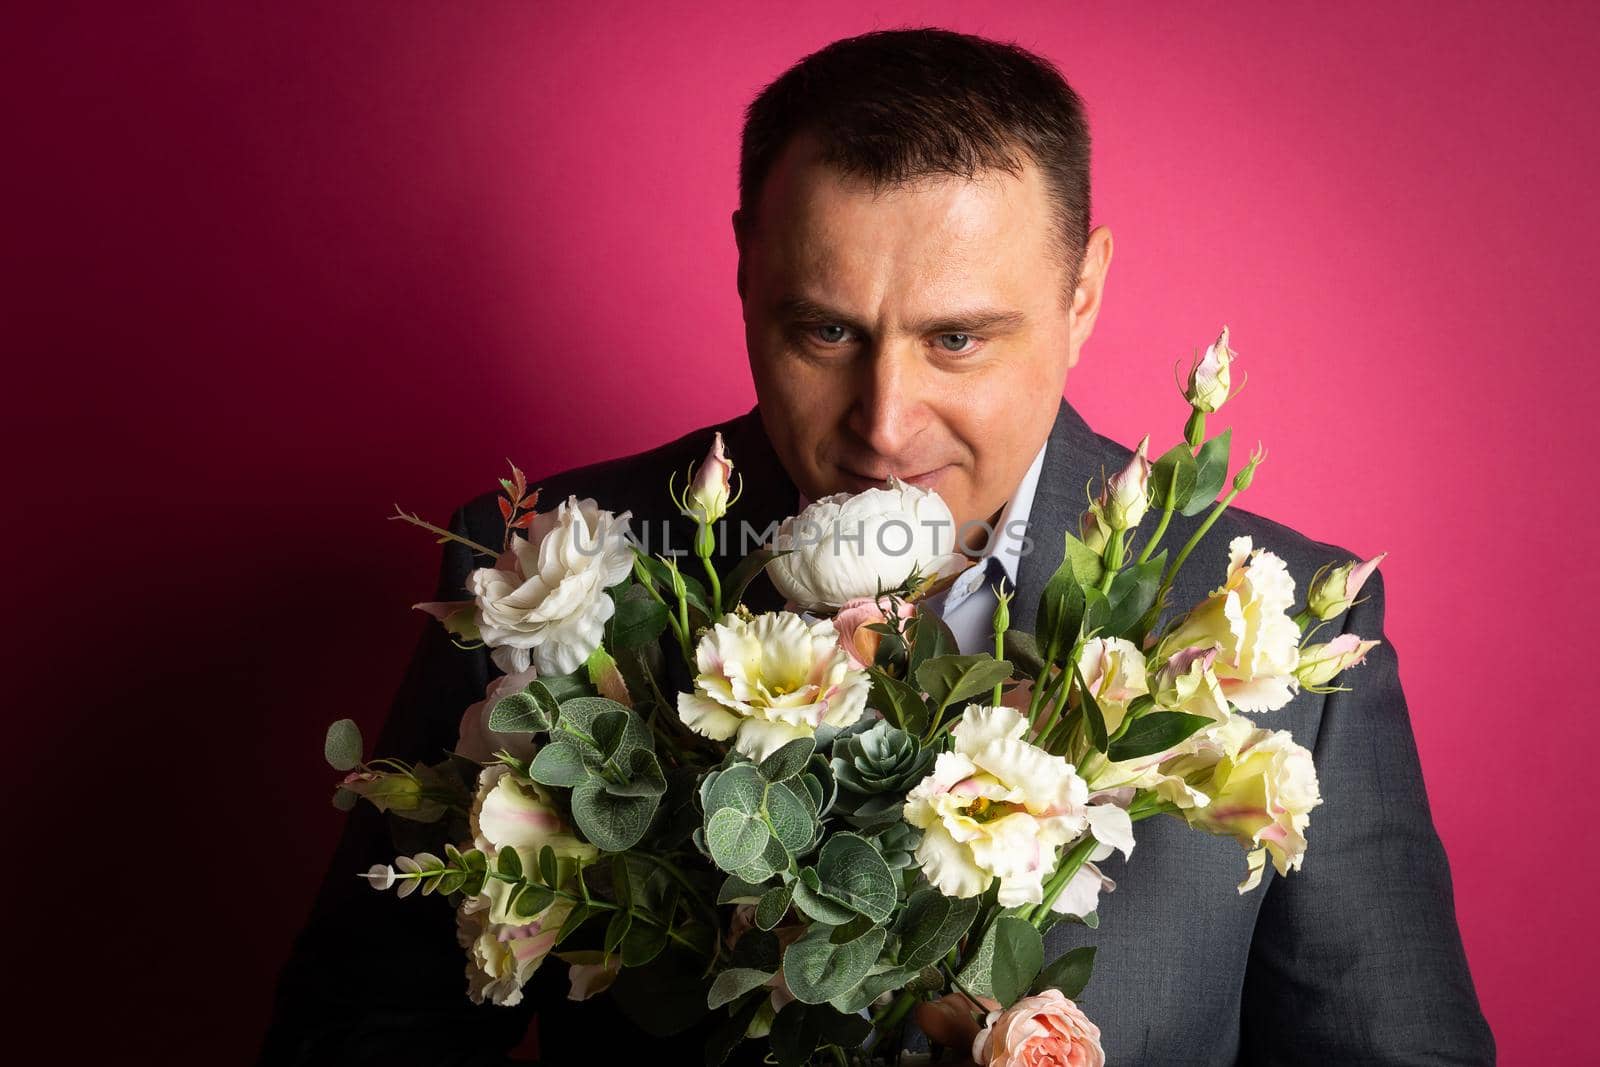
[6,2,1594,1061]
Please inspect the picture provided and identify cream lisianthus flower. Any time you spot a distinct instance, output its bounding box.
[1166,716,1323,892]
[456,891,571,1007]
[470,765,599,872]
[903,706,1090,908]
[1151,645,1230,724]
[676,611,871,760]
[1160,535,1302,712]
[768,475,967,612]
[468,495,635,675]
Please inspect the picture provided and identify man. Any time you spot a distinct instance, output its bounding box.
[262,27,1493,1065]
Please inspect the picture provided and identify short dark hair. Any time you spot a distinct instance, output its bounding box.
[738,27,1094,299]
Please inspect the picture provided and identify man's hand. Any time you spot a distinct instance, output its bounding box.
[912,991,1001,1066]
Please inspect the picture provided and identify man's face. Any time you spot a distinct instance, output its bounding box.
[735,132,1112,553]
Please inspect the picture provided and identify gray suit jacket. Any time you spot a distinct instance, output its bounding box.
[262,398,1494,1065]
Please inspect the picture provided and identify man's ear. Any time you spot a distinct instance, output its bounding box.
[731,209,748,301]
[1067,225,1115,367]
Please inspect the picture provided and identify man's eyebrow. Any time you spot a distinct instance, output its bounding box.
[774,294,1028,334]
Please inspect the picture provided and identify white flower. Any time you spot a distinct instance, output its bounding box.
[1160,536,1301,712]
[903,706,1090,908]
[768,475,968,612]
[469,495,634,675]
[677,611,870,760]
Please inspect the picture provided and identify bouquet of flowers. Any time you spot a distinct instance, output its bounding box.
[323,328,1385,1066]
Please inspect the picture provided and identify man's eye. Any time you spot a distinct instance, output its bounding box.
[936,333,976,353]
[812,324,851,345]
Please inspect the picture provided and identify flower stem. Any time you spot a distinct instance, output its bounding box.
[1025,833,1101,927]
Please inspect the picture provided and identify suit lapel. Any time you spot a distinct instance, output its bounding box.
[1011,395,1125,632]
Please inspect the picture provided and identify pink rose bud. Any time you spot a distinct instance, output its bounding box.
[1185,325,1238,413]
[1306,552,1387,620]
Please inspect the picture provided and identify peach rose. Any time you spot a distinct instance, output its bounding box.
[832,594,915,670]
[973,989,1105,1067]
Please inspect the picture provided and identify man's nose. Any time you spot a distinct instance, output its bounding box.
[847,336,930,462]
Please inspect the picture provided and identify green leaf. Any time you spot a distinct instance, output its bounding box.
[488,680,559,733]
[536,672,593,704]
[897,888,981,969]
[1150,441,1199,512]
[717,874,769,904]
[914,655,1014,713]
[707,807,770,872]
[759,738,815,782]
[323,718,362,771]
[1037,558,1087,660]
[703,763,766,817]
[604,748,668,798]
[734,834,791,885]
[528,741,590,788]
[560,696,652,756]
[604,908,633,954]
[1072,658,1109,753]
[1107,711,1214,761]
[621,918,668,967]
[513,883,556,919]
[538,845,558,887]
[769,1001,819,1067]
[764,779,818,855]
[571,777,657,851]
[790,868,858,925]
[815,833,897,923]
[1183,428,1232,516]
[867,668,929,735]
[591,709,631,759]
[755,885,792,930]
[907,610,959,677]
[1033,945,1096,999]
[1063,530,1106,586]
[496,846,523,880]
[704,989,765,1067]
[1104,554,1165,637]
[723,546,786,609]
[989,916,1044,1006]
[781,922,889,1005]
[1002,631,1046,679]
[708,967,775,1010]
[635,553,713,619]
[610,595,671,649]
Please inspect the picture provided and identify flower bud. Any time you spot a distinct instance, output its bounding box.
[1233,443,1266,492]
[1295,633,1381,688]
[685,431,735,525]
[1185,326,1237,413]
[1305,552,1387,620]
[1102,435,1152,530]
[1079,507,1111,555]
